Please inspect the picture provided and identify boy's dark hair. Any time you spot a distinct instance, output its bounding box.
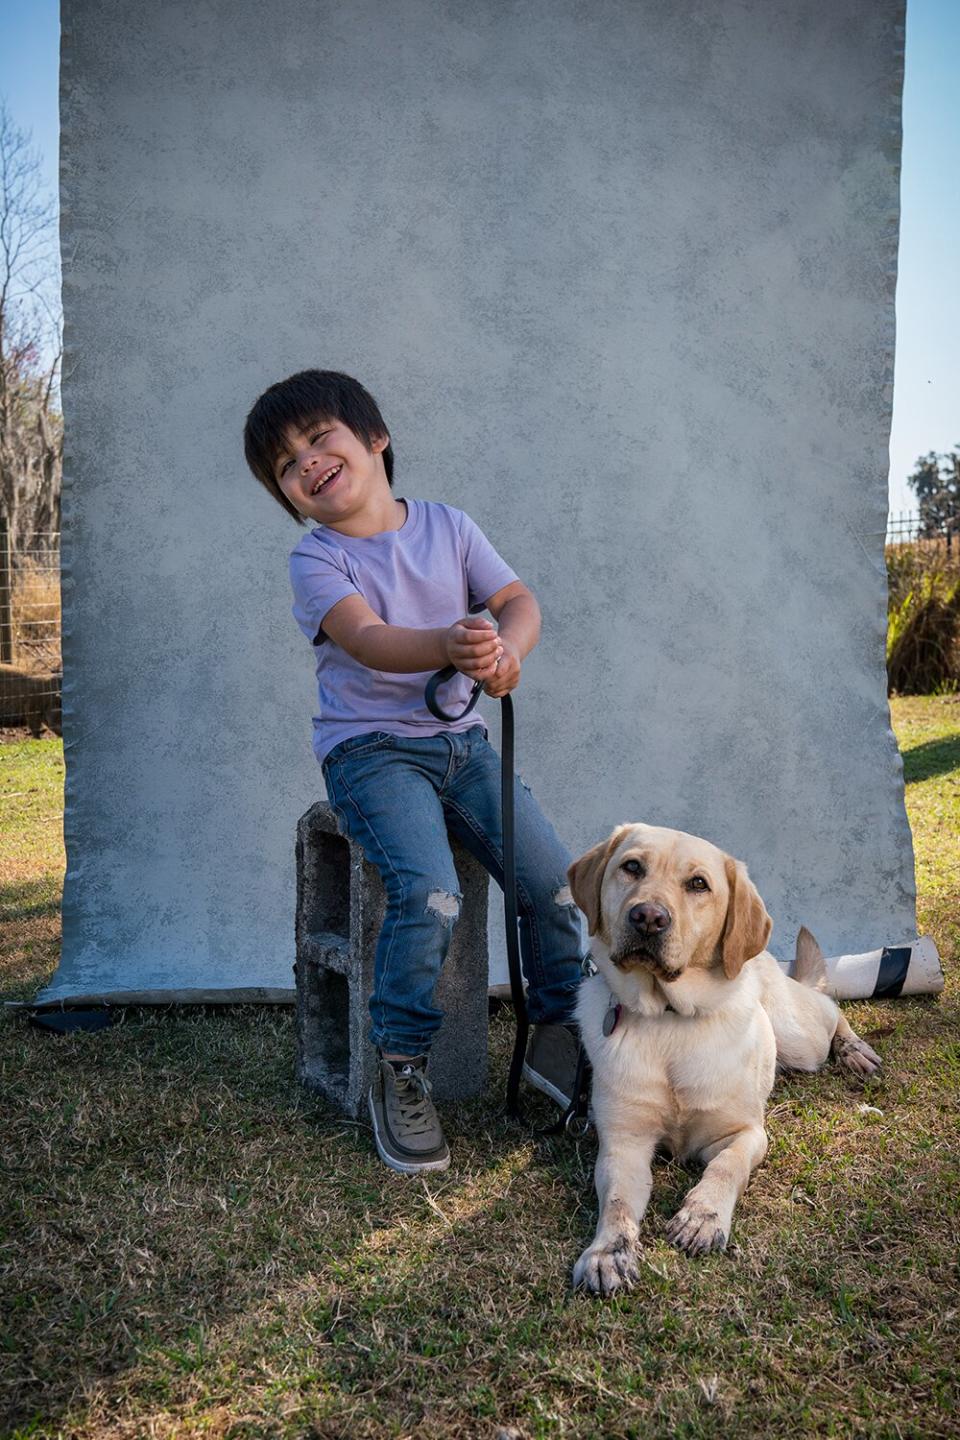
[243,369,393,523]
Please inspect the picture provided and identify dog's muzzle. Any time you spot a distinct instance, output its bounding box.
[611,905,681,978]
[611,953,683,981]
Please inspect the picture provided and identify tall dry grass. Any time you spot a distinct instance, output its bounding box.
[886,537,960,695]
[8,561,61,674]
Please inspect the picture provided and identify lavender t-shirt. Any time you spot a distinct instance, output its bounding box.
[289,498,519,763]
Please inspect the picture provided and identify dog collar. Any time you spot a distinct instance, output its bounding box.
[603,989,677,1033]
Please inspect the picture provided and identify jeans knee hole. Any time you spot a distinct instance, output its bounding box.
[426,889,461,925]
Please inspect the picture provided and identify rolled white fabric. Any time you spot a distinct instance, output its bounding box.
[822,936,944,1000]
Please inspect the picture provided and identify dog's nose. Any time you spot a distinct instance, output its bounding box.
[628,902,671,935]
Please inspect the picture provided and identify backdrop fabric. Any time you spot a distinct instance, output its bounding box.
[39,0,914,1006]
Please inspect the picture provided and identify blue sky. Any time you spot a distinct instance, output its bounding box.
[0,0,956,513]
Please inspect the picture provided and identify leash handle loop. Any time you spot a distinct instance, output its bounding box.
[424,664,484,723]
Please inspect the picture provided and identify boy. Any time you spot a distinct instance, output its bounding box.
[243,370,583,1173]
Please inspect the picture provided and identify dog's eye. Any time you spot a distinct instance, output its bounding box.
[687,875,710,892]
[621,859,645,877]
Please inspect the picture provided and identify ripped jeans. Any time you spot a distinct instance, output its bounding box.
[321,725,584,1055]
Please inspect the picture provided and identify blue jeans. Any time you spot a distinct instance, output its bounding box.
[322,725,584,1055]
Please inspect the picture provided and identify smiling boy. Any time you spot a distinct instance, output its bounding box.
[244,370,583,1173]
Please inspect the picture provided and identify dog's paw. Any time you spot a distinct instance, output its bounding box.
[834,1035,882,1078]
[665,1202,727,1256]
[572,1237,640,1297]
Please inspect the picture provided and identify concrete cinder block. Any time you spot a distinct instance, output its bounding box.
[295,801,490,1116]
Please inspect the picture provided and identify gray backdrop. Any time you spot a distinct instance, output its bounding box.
[41,0,914,1005]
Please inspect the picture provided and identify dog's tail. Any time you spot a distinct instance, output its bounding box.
[793,926,827,991]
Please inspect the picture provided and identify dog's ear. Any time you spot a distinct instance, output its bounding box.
[568,827,630,937]
[721,857,772,979]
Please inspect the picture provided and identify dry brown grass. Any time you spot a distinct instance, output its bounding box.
[1,704,957,1439]
[8,561,61,674]
[885,536,960,601]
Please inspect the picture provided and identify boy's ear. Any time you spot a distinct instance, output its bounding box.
[371,431,390,453]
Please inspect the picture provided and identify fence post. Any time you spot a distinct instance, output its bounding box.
[0,517,13,665]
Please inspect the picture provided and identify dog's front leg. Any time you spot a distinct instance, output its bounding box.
[573,1132,656,1297]
[666,1125,768,1256]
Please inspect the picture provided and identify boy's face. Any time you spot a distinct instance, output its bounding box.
[273,417,389,524]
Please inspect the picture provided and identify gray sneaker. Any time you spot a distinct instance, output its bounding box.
[523,1022,581,1109]
[368,1054,451,1174]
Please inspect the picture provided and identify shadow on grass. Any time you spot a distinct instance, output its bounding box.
[0,1005,591,1438]
[5,993,959,1436]
[0,1005,352,1434]
[0,875,62,1005]
[0,874,61,922]
[901,733,960,785]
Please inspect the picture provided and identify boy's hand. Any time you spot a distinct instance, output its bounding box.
[483,638,521,698]
[445,616,503,680]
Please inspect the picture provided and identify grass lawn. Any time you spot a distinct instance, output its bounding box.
[1,699,958,1439]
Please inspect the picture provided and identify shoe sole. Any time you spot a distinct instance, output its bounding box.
[368,1090,451,1175]
[522,1062,573,1110]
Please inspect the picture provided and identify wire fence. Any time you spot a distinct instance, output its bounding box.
[887,509,958,548]
[885,512,959,592]
[0,521,62,738]
[0,512,957,739]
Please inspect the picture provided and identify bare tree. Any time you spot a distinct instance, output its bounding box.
[0,98,63,555]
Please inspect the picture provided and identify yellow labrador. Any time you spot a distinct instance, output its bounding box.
[569,823,881,1296]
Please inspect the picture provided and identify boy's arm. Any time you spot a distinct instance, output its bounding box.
[321,593,502,679]
[483,580,541,697]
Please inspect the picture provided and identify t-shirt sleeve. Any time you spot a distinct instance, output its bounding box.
[455,510,521,613]
[289,541,359,645]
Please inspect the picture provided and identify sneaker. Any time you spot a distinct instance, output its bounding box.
[523,1022,581,1109]
[368,1053,451,1174]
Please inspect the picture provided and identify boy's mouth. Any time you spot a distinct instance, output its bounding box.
[310,463,343,496]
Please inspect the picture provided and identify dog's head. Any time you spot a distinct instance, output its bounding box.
[568,823,772,984]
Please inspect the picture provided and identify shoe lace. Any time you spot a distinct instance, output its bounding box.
[392,1064,435,1136]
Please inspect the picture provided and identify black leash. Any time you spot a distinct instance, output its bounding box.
[424,665,591,1135]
